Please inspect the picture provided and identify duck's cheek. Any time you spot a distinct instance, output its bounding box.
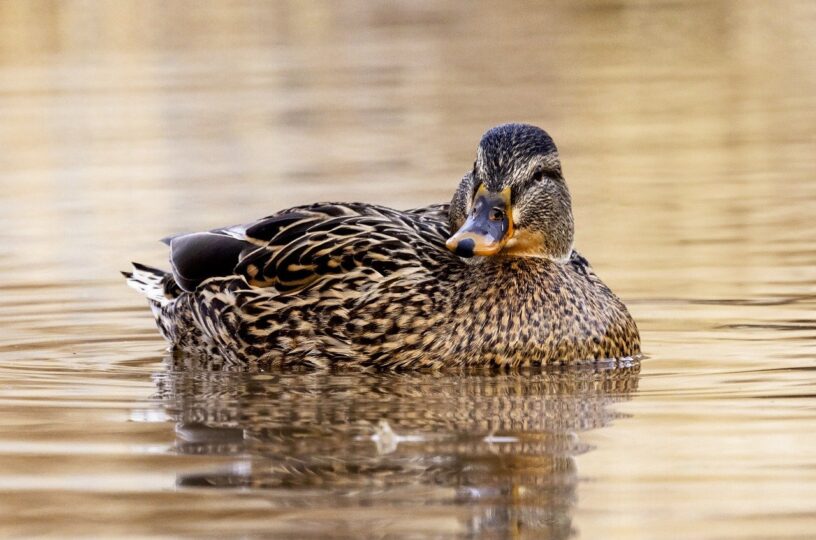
[511,205,523,225]
[501,230,548,257]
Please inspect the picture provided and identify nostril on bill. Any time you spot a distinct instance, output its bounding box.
[455,238,475,258]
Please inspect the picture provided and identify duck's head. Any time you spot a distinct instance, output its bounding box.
[447,123,574,261]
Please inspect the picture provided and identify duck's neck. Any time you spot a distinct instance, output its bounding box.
[455,256,567,302]
[466,255,567,274]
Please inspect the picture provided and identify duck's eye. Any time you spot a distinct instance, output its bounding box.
[531,169,545,182]
[488,208,505,222]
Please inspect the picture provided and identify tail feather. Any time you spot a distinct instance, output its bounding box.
[123,262,179,304]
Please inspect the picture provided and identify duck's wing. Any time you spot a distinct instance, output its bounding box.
[405,202,450,223]
[235,203,452,292]
[165,230,254,292]
[167,203,451,293]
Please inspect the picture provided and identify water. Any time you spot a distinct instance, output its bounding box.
[1,1,815,537]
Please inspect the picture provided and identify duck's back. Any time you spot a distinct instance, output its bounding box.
[126,202,460,366]
[163,202,451,294]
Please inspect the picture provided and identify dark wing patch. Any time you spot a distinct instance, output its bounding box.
[169,232,252,292]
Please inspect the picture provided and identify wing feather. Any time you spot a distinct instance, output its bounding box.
[232,203,451,292]
[161,202,451,294]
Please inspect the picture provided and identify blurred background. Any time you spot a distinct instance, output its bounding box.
[0,1,815,538]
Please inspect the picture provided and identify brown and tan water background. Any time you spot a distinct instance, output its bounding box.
[1,1,815,538]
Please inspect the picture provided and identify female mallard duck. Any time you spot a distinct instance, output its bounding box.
[125,123,640,368]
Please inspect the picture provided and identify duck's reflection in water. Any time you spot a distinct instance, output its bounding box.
[153,357,639,539]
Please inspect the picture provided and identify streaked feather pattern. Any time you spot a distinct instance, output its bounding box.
[125,202,639,368]
[125,124,640,368]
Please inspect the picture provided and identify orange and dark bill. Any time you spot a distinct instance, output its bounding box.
[446,186,513,258]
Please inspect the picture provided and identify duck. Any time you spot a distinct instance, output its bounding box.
[124,123,640,368]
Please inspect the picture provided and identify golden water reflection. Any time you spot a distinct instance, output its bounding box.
[159,360,639,538]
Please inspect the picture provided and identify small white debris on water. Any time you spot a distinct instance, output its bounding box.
[368,420,519,454]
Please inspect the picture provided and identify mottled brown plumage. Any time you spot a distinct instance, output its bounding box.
[124,124,640,368]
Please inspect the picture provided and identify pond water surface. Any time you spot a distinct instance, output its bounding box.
[1,1,815,538]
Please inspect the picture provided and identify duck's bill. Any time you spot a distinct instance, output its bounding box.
[446,186,513,258]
